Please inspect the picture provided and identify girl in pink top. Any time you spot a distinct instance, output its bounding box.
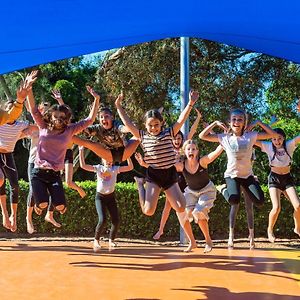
[26,71,99,215]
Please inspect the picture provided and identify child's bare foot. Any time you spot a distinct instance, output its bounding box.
[153,230,163,240]
[34,205,43,216]
[2,216,11,230]
[9,215,17,232]
[267,230,276,243]
[26,217,35,234]
[45,213,61,228]
[183,241,197,252]
[204,243,213,253]
[294,228,300,238]
[93,239,101,253]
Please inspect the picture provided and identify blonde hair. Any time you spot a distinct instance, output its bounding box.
[182,139,199,156]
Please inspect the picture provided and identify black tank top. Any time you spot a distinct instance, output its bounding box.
[182,163,210,191]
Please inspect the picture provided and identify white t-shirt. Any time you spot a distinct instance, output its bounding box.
[94,164,120,194]
[218,132,258,178]
[261,139,296,167]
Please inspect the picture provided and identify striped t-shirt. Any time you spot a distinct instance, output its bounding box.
[0,120,29,152]
[140,127,176,169]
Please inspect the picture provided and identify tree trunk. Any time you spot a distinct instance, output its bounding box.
[0,75,13,101]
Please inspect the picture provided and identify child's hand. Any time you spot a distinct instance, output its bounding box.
[24,70,38,89]
[115,92,124,107]
[86,85,100,100]
[189,90,199,105]
[214,120,228,132]
[51,89,62,101]
[134,152,144,165]
[16,84,28,103]
[78,146,84,151]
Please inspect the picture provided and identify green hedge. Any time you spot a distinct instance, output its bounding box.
[0,180,298,240]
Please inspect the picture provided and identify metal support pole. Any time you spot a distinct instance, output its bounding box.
[179,37,190,245]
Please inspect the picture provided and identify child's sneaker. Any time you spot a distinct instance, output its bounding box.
[216,184,227,195]
[93,239,101,252]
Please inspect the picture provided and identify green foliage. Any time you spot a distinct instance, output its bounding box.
[1,180,299,240]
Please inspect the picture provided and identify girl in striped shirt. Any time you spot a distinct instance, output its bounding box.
[115,91,198,216]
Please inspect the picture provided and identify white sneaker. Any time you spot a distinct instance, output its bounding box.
[93,239,101,252]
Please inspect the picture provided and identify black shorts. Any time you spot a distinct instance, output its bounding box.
[64,149,73,164]
[111,147,125,164]
[268,172,294,191]
[146,166,178,190]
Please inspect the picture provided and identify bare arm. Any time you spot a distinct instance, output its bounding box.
[254,141,263,149]
[19,124,38,139]
[200,145,224,168]
[172,90,199,135]
[249,120,279,140]
[199,120,228,142]
[85,85,100,123]
[115,93,140,138]
[175,161,184,172]
[119,158,134,173]
[78,146,95,172]
[187,108,202,140]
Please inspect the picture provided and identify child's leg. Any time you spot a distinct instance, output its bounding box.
[228,203,239,249]
[242,176,265,208]
[0,194,11,229]
[94,193,107,244]
[65,162,86,198]
[164,183,186,213]
[268,187,281,242]
[121,138,140,161]
[45,202,61,228]
[31,173,50,213]
[106,194,120,250]
[176,211,197,252]
[224,177,241,205]
[284,186,300,237]
[243,190,255,249]
[72,136,113,162]
[134,179,161,216]
[198,219,213,253]
[153,199,172,240]
[3,155,19,232]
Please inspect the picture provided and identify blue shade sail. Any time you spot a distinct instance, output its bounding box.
[1,0,300,74]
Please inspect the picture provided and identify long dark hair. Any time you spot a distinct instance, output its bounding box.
[43,104,72,130]
[271,128,291,162]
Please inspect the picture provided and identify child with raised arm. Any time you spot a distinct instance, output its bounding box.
[255,128,300,242]
[79,146,133,252]
[151,108,202,240]
[116,91,198,216]
[176,140,223,252]
[72,99,140,164]
[22,101,61,233]
[26,71,99,216]
[51,89,86,198]
[199,108,278,248]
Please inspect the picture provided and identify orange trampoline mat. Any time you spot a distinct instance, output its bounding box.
[0,240,299,300]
